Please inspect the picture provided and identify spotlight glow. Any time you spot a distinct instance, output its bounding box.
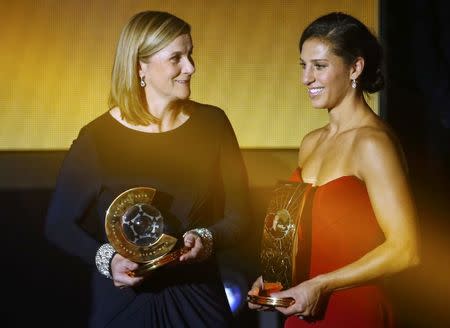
[224,282,244,313]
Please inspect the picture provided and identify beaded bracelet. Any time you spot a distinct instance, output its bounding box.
[95,243,117,279]
[183,228,214,261]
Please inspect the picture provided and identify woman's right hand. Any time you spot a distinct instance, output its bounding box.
[110,253,144,288]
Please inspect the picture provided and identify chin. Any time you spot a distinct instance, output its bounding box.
[310,101,326,109]
[176,89,191,100]
[178,92,190,100]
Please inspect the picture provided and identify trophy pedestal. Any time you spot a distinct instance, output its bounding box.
[247,294,295,307]
[247,281,295,307]
[129,247,188,277]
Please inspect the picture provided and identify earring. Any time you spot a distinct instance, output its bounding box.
[140,76,146,87]
[351,79,357,89]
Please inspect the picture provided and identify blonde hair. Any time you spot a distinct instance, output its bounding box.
[108,11,191,125]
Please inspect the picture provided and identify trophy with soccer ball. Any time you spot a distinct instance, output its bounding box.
[105,187,186,277]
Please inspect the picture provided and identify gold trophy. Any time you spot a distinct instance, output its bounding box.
[247,181,315,307]
[105,187,186,277]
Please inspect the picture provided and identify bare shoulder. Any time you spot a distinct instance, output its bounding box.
[353,122,407,179]
[354,122,401,157]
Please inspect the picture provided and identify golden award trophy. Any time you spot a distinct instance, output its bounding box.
[247,181,316,307]
[105,187,186,277]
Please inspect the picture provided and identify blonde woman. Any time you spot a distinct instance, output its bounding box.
[46,11,250,327]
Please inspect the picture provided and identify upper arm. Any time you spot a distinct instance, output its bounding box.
[356,131,419,252]
[45,128,102,265]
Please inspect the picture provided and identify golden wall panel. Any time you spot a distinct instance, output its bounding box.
[0,0,378,150]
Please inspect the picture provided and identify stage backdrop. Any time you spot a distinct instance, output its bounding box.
[0,0,378,150]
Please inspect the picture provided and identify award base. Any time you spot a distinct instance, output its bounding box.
[247,294,295,307]
[129,247,188,277]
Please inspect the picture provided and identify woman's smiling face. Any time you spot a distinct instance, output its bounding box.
[139,33,195,104]
[300,38,353,110]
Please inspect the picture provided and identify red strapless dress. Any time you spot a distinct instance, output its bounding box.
[285,168,394,328]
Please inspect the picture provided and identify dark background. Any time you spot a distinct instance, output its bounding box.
[380,0,450,326]
[2,1,450,326]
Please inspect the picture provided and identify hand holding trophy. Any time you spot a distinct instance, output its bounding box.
[247,181,316,307]
[105,187,187,277]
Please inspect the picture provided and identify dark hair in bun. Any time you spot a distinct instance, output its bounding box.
[300,12,384,93]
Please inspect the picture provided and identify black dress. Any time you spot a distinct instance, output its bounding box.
[45,101,250,327]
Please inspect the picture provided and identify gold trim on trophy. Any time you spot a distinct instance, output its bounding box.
[248,182,315,307]
[105,187,186,277]
[247,294,295,307]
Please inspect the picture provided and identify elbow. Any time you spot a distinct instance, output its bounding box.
[406,245,421,268]
[404,232,421,269]
[44,219,63,247]
[395,241,421,272]
[44,222,57,245]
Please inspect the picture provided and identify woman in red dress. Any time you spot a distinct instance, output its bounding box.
[249,12,420,327]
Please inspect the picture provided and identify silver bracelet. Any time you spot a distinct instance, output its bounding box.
[95,243,116,279]
[183,228,214,261]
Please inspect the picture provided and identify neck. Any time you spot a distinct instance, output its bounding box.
[144,90,188,132]
[327,92,371,134]
[110,100,190,133]
[158,103,188,132]
[146,94,172,120]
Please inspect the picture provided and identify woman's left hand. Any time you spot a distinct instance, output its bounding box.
[271,277,329,320]
[179,231,207,262]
